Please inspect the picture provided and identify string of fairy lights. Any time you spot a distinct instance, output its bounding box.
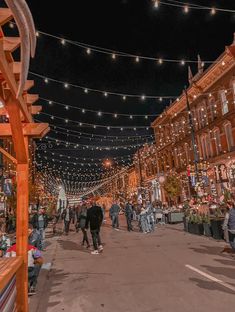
[24,0,235,194]
[152,0,235,14]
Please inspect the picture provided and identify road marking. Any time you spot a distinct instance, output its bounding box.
[185,264,235,293]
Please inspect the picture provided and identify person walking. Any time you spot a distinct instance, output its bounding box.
[30,208,48,250]
[85,200,103,255]
[77,203,90,248]
[227,200,235,251]
[62,206,74,235]
[124,201,133,231]
[109,201,120,229]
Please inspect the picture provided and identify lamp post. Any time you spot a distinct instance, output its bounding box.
[184,87,199,185]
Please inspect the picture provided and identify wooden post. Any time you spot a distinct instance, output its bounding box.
[16,162,29,312]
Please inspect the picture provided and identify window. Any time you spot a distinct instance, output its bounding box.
[220,90,228,115]
[209,98,216,121]
[224,123,234,151]
[213,129,222,155]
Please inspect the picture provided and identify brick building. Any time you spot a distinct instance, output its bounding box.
[152,35,235,202]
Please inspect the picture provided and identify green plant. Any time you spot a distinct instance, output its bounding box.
[202,213,210,224]
[164,175,181,203]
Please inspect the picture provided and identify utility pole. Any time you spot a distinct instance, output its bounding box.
[184,87,199,184]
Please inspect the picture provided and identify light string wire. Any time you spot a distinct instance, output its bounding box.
[37,112,152,129]
[155,0,235,13]
[40,97,159,117]
[30,71,177,100]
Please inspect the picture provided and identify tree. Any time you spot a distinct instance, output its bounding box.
[164,175,181,203]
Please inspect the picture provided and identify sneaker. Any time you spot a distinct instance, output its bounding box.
[98,245,103,251]
[28,287,36,295]
[91,250,99,255]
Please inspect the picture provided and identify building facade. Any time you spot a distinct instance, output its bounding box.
[152,36,235,202]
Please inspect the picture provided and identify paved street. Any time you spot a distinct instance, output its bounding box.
[30,219,235,312]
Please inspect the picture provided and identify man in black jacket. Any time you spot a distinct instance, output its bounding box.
[85,200,103,255]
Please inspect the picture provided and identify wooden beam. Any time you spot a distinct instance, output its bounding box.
[25,94,39,105]
[0,38,32,122]
[3,37,21,53]
[0,105,42,116]
[16,162,29,312]
[0,257,23,291]
[0,122,50,138]
[0,8,12,26]
[4,97,28,163]
[0,146,17,164]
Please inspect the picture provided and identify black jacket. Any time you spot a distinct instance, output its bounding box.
[85,205,103,230]
[30,213,48,230]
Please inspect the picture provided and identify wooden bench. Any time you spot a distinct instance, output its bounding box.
[0,257,23,291]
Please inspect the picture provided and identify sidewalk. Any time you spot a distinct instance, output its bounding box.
[30,219,235,312]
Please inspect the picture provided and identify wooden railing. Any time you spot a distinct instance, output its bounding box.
[0,257,23,311]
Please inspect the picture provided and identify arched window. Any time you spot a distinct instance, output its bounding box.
[224,122,234,151]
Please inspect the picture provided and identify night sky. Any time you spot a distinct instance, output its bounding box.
[5,0,235,184]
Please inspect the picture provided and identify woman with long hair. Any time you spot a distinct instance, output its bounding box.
[78,203,90,248]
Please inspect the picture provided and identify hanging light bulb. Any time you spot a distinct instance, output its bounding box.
[9,22,14,29]
[84,88,88,93]
[154,0,159,8]
[44,78,48,83]
[122,95,126,100]
[135,56,140,63]
[61,39,66,45]
[211,7,216,15]
[104,92,108,97]
[158,58,163,64]
[86,48,91,55]
[64,83,69,88]
[184,5,189,13]
[112,53,116,60]
[181,60,185,65]
[159,97,163,102]
[145,115,148,119]
[65,119,68,123]
[98,111,102,116]
[36,31,40,37]
[141,95,146,101]
[65,105,69,110]
[114,113,118,118]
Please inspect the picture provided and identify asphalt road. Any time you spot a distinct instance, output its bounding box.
[30,218,235,312]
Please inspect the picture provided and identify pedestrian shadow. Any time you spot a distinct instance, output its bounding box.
[189,277,235,295]
[213,258,235,266]
[201,264,235,279]
[58,239,91,253]
[189,245,223,256]
[30,268,69,311]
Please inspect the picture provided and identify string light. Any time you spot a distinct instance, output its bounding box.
[153,0,159,8]
[181,60,185,65]
[61,39,66,45]
[86,48,91,55]
[112,53,116,59]
[184,5,189,14]
[211,7,216,15]
[135,56,140,63]
[64,83,69,88]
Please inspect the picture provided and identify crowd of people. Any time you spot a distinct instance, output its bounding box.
[1,196,235,297]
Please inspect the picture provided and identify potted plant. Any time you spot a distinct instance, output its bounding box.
[202,214,211,237]
[210,207,224,240]
[182,201,190,232]
[194,214,204,235]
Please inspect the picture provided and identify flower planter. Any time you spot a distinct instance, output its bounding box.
[194,223,204,235]
[210,219,224,240]
[203,223,211,237]
[183,217,189,232]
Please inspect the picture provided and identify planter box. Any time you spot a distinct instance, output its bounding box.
[203,223,212,237]
[210,219,224,240]
[168,212,184,223]
[188,223,204,235]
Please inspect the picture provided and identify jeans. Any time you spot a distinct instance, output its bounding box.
[28,264,41,288]
[229,231,235,250]
[111,214,119,228]
[82,228,89,246]
[38,228,45,250]
[64,220,70,234]
[126,216,132,231]
[90,229,101,250]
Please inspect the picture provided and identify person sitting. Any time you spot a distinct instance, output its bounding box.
[5,233,43,295]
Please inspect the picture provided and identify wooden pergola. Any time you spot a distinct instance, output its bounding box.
[0,3,49,311]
